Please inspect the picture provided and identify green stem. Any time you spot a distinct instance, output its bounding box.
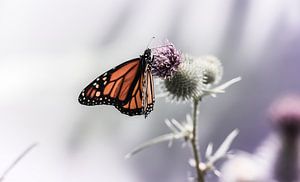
[190,98,205,182]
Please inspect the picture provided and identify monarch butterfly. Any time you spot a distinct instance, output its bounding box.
[78,49,155,118]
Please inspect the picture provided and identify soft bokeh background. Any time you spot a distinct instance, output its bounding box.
[0,0,300,181]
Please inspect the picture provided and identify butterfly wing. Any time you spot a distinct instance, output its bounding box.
[144,66,155,117]
[117,69,145,116]
[120,65,155,117]
[78,58,143,108]
[78,48,154,117]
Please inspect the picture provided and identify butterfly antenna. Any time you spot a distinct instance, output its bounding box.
[146,36,156,49]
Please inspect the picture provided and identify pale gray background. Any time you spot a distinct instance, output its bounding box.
[0,0,299,181]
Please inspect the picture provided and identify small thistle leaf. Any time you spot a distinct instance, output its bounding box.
[202,77,241,98]
[210,93,217,97]
[210,129,239,163]
[170,119,185,131]
[126,132,186,159]
[212,77,241,92]
[165,119,180,133]
[188,158,196,167]
[125,133,176,159]
[213,169,222,177]
[205,143,214,159]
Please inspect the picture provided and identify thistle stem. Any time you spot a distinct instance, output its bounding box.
[190,98,205,182]
[0,143,38,182]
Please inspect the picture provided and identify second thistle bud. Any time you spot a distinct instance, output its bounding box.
[161,54,223,102]
[197,55,223,85]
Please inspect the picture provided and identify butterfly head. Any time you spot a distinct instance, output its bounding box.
[142,48,152,63]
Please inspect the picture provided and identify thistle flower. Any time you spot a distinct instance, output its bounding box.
[152,41,182,79]
[160,54,206,101]
[220,95,300,182]
[269,94,300,136]
[268,95,300,182]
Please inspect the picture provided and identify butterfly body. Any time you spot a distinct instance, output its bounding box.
[78,49,155,117]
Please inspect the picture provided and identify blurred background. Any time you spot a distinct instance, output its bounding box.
[0,0,300,181]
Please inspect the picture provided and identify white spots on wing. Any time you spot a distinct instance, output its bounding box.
[96,91,101,97]
[103,77,107,81]
[104,81,107,85]
[103,73,107,76]
[81,93,85,96]
[95,84,99,88]
[96,78,100,81]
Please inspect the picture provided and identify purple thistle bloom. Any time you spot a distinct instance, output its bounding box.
[268,95,300,182]
[152,41,182,79]
[269,94,300,135]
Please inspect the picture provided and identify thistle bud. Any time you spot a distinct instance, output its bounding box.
[161,54,205,101]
